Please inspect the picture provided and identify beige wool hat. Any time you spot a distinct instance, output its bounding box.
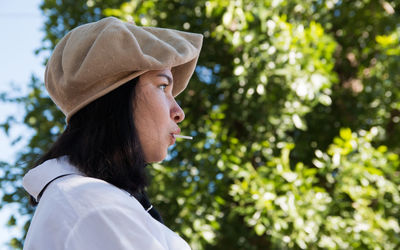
[45,17,203,122]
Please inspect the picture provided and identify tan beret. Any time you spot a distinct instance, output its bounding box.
[45,17,203,121]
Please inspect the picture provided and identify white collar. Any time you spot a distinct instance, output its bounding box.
[23,156,83,201]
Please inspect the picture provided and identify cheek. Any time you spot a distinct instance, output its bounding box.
[134,93,170,136]
[147,94,171,122]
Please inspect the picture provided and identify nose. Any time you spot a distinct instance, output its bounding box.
[171,100,185,123]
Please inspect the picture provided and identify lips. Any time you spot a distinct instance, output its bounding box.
[169,134,176,146]
[172,128,181,135]
[169,128,181,146]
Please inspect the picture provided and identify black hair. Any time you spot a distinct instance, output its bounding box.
[33,77,148,202]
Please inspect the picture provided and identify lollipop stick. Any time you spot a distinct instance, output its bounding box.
[174,135,193,140]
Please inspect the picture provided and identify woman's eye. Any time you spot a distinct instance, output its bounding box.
[159,84,168,91]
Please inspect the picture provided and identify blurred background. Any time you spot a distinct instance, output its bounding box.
[1,0,399,249]
[0,0,46,247]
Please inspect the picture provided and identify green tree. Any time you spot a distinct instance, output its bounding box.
[1,0,399,249]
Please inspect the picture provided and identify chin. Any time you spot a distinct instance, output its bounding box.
[145,152,167,163]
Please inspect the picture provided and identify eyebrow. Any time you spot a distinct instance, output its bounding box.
[157,73,173,85]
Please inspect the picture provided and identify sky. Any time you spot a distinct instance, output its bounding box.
[0,0,46,248]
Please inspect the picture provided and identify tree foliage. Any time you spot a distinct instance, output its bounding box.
[1,0,400,249]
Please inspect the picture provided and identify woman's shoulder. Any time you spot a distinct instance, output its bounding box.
[44,174,144,213]
[24,157,144,214]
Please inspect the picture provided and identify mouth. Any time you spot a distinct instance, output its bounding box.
[169,128,181,146]
[169,133,176,146]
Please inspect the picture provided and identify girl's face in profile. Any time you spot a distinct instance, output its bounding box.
[134,69,185,163]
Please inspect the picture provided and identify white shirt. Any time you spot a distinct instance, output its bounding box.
[22,157,191,250]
